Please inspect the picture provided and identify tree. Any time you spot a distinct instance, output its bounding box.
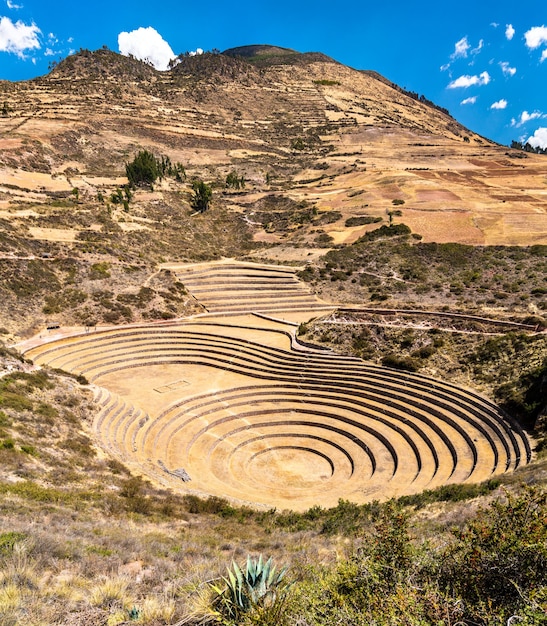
[126,150,186,187]
[125,150,160,187]
[191,180,212,212]
[226,171,245,189]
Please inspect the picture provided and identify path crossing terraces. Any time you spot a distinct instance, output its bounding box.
[24,309,530,511]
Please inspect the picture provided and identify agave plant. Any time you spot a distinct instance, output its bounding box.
[210,555,292,625]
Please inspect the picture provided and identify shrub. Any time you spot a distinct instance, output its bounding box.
[312,79,340,86]
[191,179,213,212]
[183,494,232,515]
[292,503,419,624]
[356,223,412,242]
[0,531,27,555]
[437,488,547,622]
[411,345,436,359]
[89,262,111,280]
[315,232,334,246]
[345,215,382,227]
[19,444,37,456]
[381,353,420,372]
[397,479,501,509]
[0,392,33,412]
[119,476,151,514]
[0,410,11,427]
[226,171,245,189]
[125,150,159,187]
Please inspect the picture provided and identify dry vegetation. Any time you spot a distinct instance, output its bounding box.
[0,353,546,625]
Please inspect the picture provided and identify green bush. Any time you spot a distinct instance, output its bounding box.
[0,531,27,554]
[126,150,186,187]
[345,215,382,227]
[119,476,151,514]
[191,179,213,212]
[356,223,412,243]
[183,494,232,515]
[381,353,421,372]
[226,171,245,189]
[0,392,33,412]
[0,410,11,427]
[313,79,340,86]
[397,479,501,509]
[20,444,37,456]
[89,262,111,280]
[437,488,547,622]
[125,150,159,187]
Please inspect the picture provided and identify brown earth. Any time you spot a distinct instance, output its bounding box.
[0,47,545,257]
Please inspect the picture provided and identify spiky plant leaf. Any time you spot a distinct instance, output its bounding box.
[208,555,293,624]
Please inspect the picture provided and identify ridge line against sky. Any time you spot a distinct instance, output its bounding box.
[0,0,546,148]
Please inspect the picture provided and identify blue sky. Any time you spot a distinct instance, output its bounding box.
[1,0,546,148]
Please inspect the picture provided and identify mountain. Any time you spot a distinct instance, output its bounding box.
[0,46,545,253]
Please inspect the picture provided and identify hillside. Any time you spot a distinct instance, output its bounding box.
[1,46,545,250]
[0,45,546,625]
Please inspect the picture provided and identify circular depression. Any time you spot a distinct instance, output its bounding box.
[245,445,335,489]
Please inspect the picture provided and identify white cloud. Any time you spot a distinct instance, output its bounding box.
[521,111,543,124]
[448,71,491,89]
[542,50,547,63]
[461,96,477,105]
[505,24,515,40]
[511,110,546,127]
[189,48,203,57]
[6,0,23,9]
[118,26,174,71]
[451,36,470,60]
[491,99,507,110]
[499,61,516,76]
[0,16,40,58]
[524,25,547,49]
[527,127,547,150]
[471,39,484,55]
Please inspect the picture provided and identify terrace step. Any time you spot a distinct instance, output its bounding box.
[23,258,531,509]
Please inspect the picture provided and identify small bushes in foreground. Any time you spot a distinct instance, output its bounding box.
[289,489,547,626]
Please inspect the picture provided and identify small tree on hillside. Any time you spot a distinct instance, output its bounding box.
[126,150,160,187]
[126,150,186,187]
[226,171,245,189]
[191,180,212,213]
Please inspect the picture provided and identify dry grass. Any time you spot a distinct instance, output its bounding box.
[0,346,545,624]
